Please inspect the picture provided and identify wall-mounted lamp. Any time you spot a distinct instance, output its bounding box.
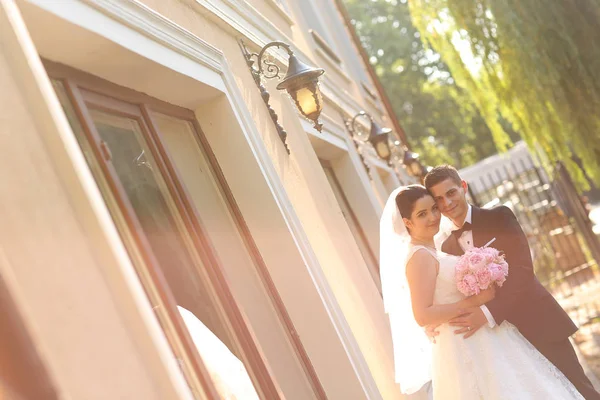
[239,39,325,153]
[403,149,428,178]
[347,111,393,164]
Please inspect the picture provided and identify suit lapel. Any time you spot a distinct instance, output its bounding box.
[471,206,485,248]
[442,232,464,256]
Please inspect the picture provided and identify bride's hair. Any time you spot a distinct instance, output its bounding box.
[395,185,430,219]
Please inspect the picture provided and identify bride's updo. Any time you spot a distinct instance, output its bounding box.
[395,185,430,219]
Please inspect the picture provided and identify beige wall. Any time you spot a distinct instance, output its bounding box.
[12,0,408,398]
[151,2,401,397]
[0,1,198,398]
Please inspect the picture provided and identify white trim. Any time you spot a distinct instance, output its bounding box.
[366,155,394,172]
[315,47,352,85]
[303,112,350,150]
[84,0,223,71]
[30,0,225,93]
[393,164,414,185]
[365,92,383,114]
[180,0,382,125]
[320,112,348,139]
[344,137,384,216]
[306,112,382,215]
[302,119,348,152]
[24,0,382,398]
[263,0,295,26]
[369,166,390,205]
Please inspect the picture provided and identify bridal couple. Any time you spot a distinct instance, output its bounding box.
[381,165,599,399]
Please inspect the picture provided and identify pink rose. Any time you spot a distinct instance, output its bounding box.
[489,264,505,281]
[468,253,483,265]
[468,253,486,272]
[482,247,499,262]
[500,261,509,275]
[455,259,469,274]
[496,276,507,287]
[476,268,492,289]
[464,274,480,295]
[457,280,470,296]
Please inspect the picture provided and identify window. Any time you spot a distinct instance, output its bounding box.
[48,63,282,399]
[360,82,378,101]
[310,30,342,65]
[298,0,342,64]
[320,160,380,283]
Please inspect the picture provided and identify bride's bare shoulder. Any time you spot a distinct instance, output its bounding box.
[406,248,439,275]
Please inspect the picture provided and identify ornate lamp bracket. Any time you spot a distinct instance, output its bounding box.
[239,39,291,153]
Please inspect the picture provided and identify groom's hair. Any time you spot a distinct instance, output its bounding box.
[424,165,462,189]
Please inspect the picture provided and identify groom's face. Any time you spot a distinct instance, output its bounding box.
[428,178,469,224]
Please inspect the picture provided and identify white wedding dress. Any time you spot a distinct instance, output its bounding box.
[408,245,585,400]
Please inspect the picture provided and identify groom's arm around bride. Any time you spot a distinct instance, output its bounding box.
[472,206,553,333]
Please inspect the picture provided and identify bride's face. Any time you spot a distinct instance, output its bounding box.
[403,195,441,239]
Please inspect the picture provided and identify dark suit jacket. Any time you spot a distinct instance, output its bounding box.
[442,205,577,345]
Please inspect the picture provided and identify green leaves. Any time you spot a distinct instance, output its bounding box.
[343,0,504,169]
[409,0,600,188]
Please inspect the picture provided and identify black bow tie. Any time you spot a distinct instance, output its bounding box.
[453,222,472,237]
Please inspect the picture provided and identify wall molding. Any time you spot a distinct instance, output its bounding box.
[181,0,378,122]
[263,0,295,26]
[85,0,224,72]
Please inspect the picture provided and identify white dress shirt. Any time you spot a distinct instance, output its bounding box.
[453,205,497,328]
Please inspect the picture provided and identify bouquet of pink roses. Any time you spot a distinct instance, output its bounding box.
[455,244,509,297]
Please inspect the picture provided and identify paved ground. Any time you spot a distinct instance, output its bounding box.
[551,203,600,388]
[553,252,600,389]
[561,278,600,390]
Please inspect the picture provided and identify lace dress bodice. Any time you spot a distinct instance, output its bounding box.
[432,251,464,305]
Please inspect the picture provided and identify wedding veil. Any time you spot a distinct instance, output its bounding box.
[380,187,432,394]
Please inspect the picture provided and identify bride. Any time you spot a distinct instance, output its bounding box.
[381,185,584,399]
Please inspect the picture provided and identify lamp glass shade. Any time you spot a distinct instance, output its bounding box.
[367,120,392,162]
[276,54,325,131]
[292,86,319,117]
[403,150,419,175]
[410,162,423,177]
[375,141,392,160]
[288,80,324,131]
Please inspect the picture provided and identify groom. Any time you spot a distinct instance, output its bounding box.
[424,165,599,399]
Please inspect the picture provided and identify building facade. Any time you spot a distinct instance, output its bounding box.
[0,0,418,398]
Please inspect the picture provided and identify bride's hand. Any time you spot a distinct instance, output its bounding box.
[465,286,496,307]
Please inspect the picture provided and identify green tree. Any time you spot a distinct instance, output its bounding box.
[343,0,514,168]
[408,0,600,186]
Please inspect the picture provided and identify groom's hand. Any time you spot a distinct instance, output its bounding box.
[424,324,441,343]
[449,307,487,338]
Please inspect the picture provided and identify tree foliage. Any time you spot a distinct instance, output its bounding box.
[408,0,600,186]
[343,0,515,168]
